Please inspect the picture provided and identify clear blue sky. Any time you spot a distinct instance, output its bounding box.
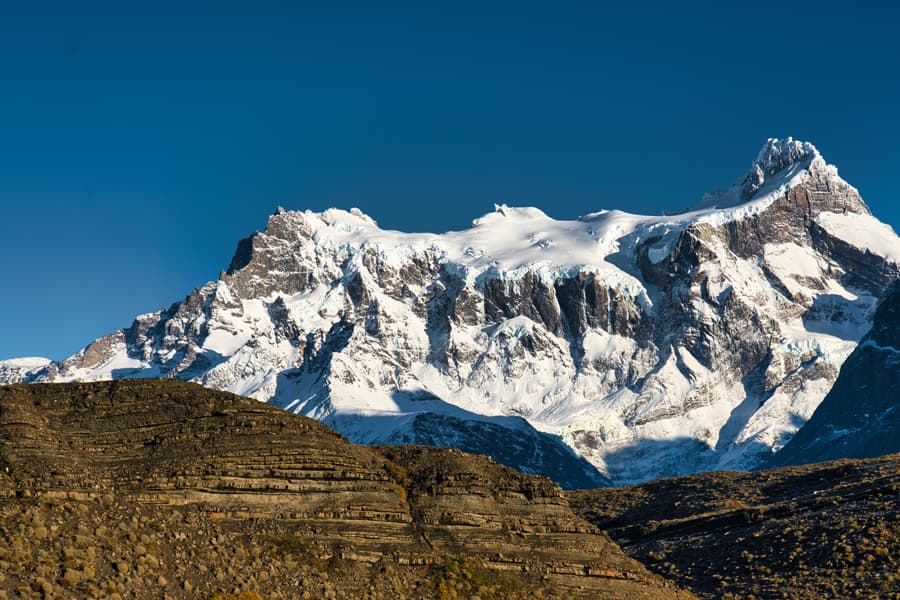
[2,1,899,360]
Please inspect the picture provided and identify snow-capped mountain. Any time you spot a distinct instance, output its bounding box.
[8,138,900,485]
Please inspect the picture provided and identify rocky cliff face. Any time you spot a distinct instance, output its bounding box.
[772,282,900,466]
[0,380,691,599]
[9,138,900,484]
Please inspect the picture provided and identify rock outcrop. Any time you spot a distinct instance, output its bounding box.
[0,379,691,599]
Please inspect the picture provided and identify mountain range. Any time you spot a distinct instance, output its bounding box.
[4,137,899,486]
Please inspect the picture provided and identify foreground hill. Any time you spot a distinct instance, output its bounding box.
[569,455,900,599]
[0,379,691,600]
[6,138,900,486]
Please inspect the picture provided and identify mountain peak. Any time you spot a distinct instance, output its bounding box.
[0,356,52,385]
[694,137,830,210]
[738,137,823,202]
[751,137,820,176]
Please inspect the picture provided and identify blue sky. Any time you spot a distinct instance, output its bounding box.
[2,1,899,360]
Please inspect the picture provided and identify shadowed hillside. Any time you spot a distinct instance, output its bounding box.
[569,455,900,599]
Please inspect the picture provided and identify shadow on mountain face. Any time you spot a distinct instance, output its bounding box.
[771,281,900,467]
[771,343,900,467]
[111,350,230,381]
[801,292,876,341]
[325,389,612,490]
[598,436,776,485]
[714,353,774,456]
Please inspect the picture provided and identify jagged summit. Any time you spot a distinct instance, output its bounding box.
[752,137,820,176]
[740,137,825,202]
[7,139,900,486]
[234,139,861,259]
[693,137,850,210]
[218,136,870,302]
[753,137,821,170]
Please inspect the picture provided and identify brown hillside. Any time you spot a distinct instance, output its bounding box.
[569,456,900,599]
[0,380,692,600]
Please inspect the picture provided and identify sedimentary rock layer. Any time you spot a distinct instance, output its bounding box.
[0,380,691,599]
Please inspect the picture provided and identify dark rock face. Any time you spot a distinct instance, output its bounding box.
[554,274,644,339]
[773,283,900,466]
[225,235,255,274]
[0,380,692,600]
[723,162,872,257]
[484,273,564,334]
[864,282,900,346]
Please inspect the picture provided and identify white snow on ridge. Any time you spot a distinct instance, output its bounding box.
[0,357,53,385]
[282,157,817,311]
[264,137,896,313]
[0,356,52,369]
[290,139,898,295]
[816,211,900,263]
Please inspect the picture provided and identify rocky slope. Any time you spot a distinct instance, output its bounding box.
[772,281,900,466]
[569,454,900,599]
[0,379,692,599]
[7,137,900,484]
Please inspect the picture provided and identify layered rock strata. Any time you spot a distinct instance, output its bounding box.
[0,380,691,599]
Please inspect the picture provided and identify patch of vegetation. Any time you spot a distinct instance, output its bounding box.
[267,534,320,562]
[427,556,534,600]
[0,379,692,600]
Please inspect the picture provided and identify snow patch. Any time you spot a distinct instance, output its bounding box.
[0,356,52,369]
[815,212,900,263]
